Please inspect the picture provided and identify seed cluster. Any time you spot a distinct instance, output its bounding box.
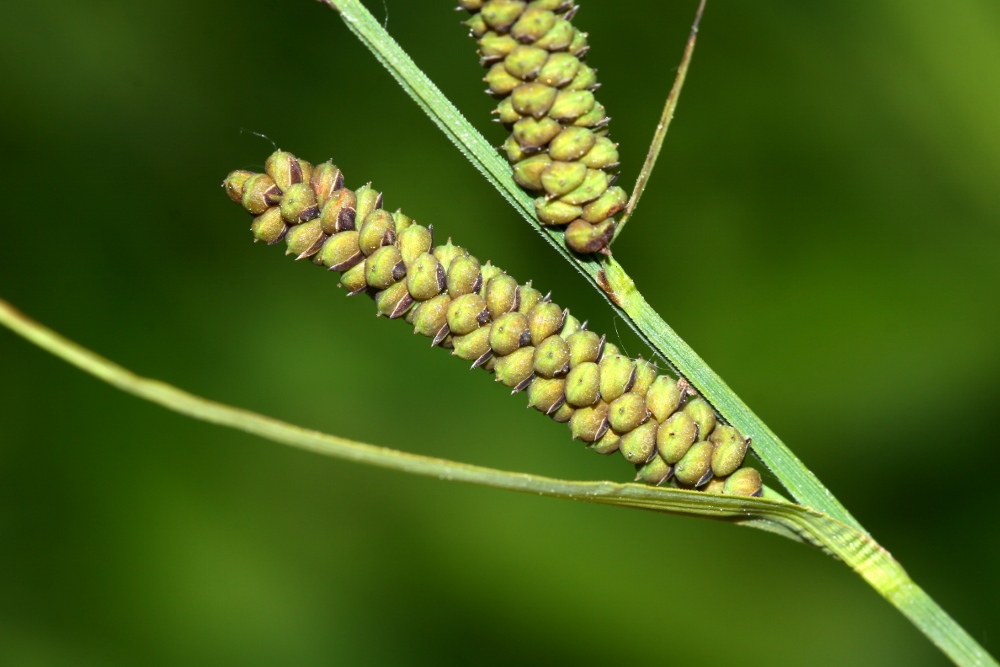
[223,150,762,496]
[458,0,624,255]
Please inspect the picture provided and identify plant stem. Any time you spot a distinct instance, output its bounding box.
[615,0,706,240]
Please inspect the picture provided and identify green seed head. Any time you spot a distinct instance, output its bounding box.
[537,51,580,87]
[533,334,571,378]
[549,90,595,122]
[528,302,565,344]
[358,209,396,256]
[365,245,405,290]
[683,398,717,442]
[565,219,615,254]
[619,421,658,464]
[548,127,596,162]
[589,429,620,455]
[535,198,583,226]
[566,331,603,367]
[599,353,636,402]
[310,161,344,207]
[397,224,433,267]
[494,346,535,388]
[579,137,620,169]
[505,46,550,81]
[646,376,683,422]
[485,62,521,96]
[656,411,699,464]
[510,7,556,42]
[412,294,451,339]
[375,280,414,319]
[406,252,446,301]
[224,170,254,204]
[489,312,531,355]
[241,173,282,215]
[446,255,483,297]
[447,293,489,335]
[512,154,552,191]
[710,426,750,477]
[279,183,320,224]
[564,361,600,407]
[317,230,363,271]
[526,377,566,414]
[485,274,520,318]
[452,326,492,362]
[265,150,306,191]
[569,401,609,442]
[674,441,715,487]
[513,116,562,150]
[318,188,357,234]
[534,18,573,50]
[250,207,286,244]
[481,0,527,32]
[540,160,587,197]
[724,468,763,497]
[607,392,649,434]
[503,134,531,163]
[284,220,325,259]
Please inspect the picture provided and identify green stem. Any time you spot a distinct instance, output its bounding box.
[315,2,996,664]
[615,0,706,239]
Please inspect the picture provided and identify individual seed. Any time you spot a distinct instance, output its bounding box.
[481,0,527,32]
[397,224,433,267]
[537,51,580,87]
[710,426,750,477]
[319,188,357,234]
[549,90,595,121]
[224,170,253,204]
[375,281,414,319]
[548,127,596,162]
[354,184,382,224]
[447,255,483,297]
[566,331,603,367]
[505,46,549,81]
[535,198,583,226]
[485,274,520,317]
[494,346,535,388]
[724,468,763,497]
[674,441,715,487]
[528,302,565,344]
[513,117,562,149]
[338,260,368,294]
[589,430,620,455]
[540,160,587,197]
[569,401,609,442]
[631,359,658,396]
[534,19,573,50]
[284,220,325,259]
[683,398,717,443]
[310,161,344,207]
[607,392,649,434]
[452,326,492,361]
[619,421,658,464]
[646,376,683,422]
[599,353,636,402]
[358,209,396,256]
[533,335,571,377]
[250,207,286,244]
[241,173,282,215]
[317,230,362,271]
[265,150,305,191]
[526,377,566,414]
[565,219,614,254]
[635,455,672,485]
[365,245,405,290]
[447,293,489,335]
[406,252,446,300]
[558,169,608,206]
[564,361,600,407]
[412,294,451,339]
[579,137,620,169]
[485,62,522,96]
[656,411,699,464]
[489,312,531,355]
[512,154,552,191]
[510,7,556,42]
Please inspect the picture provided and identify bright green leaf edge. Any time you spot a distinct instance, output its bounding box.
[319,2,996,665]
[0,296,991,667]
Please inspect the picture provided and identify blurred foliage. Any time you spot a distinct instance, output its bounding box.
[1,1,998,665]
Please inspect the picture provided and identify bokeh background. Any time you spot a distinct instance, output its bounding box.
[1,1,998,664]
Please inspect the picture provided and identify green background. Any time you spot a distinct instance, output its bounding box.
[1,1,998,664]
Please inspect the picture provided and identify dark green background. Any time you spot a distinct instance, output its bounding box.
[1,1,998,664]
